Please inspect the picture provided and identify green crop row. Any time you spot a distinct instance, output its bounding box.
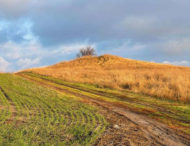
[19,71,190,135]
[0,74,107,145]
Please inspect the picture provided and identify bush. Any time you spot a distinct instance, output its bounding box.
[76,46,96,58]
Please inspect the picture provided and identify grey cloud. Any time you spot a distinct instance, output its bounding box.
[144,37,190,60]
[0,0,190,71]
[0,0,29,19]
[118,16,190,42]
[162,60,189,66]
[1,0,190,45]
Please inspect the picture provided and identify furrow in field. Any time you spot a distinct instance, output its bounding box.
[0,90,10,124]
[0,86,17,123]
[0,74,109,145]
[18,72,189,124]
[18,72,190,146]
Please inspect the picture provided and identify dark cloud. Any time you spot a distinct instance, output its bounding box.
[0,0,190,71]
[27,0,190,45]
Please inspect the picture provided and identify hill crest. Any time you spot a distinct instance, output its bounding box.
[22,54,190,102]
[47,54,182,70]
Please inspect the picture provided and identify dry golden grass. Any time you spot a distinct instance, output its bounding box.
[25,55,190,103]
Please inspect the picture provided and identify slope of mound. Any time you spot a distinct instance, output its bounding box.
[45,54,177,69]
[24,54,190,102]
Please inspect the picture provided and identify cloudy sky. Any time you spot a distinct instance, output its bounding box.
[0,0,190,72]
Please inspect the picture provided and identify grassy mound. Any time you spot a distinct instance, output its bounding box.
[25,54,190,102]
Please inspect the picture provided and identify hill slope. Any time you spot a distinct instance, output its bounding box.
[25,54,190,102]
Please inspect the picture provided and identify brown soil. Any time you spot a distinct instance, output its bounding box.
[0,105,4,110]
[18,74,190,146]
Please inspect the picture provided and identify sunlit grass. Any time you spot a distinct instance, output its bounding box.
[26,55,190,102]
[0,74,108,145]
[19,71,190,134]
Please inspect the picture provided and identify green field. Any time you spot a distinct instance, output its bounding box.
[0,74,107,145]
[18,72,190,135]
[0,72,190,145]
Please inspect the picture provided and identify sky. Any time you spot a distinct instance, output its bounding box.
[0,0,190,72]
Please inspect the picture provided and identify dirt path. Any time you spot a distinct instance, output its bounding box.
[18,74,190,146]
[18,73,189,124]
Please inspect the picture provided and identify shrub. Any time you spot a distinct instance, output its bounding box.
[76,46,96,58]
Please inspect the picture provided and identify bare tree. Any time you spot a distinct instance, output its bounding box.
[76,46,96,58]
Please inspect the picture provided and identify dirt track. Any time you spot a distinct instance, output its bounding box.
[18,74,190,146]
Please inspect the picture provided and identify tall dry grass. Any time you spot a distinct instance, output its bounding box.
[26,55,190,103]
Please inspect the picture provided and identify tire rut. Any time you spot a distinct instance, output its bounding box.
[19,73,188,124]
[18,74,190,146]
